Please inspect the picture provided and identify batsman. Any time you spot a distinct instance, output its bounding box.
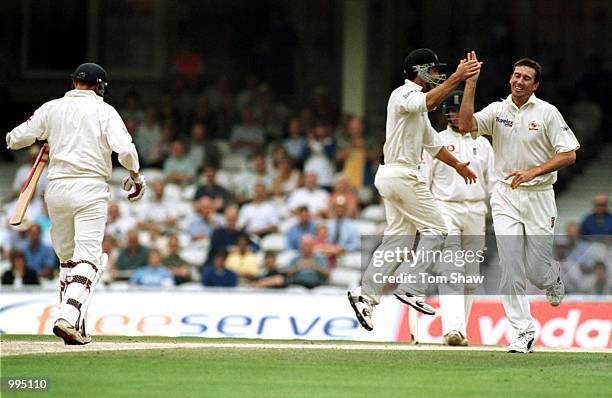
[5,62,146,345]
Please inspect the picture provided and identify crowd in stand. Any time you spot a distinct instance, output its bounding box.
[1,74,611,294]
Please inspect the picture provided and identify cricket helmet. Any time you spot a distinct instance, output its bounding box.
[71,62,109,97]
[403,48,447,87]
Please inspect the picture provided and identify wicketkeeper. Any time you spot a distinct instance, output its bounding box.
[5,62,146,345]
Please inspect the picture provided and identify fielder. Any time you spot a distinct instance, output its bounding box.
[419,90,494,346]
[6,63,146,345]
[459,52,579,353]
[348,48,481,331]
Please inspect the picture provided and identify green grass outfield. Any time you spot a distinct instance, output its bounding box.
[1,335,610,398]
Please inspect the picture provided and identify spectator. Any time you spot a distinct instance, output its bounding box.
[580,193,612,238]
[135,180,178,233]
[1,250,39,286]
[286,206,316,251]
[283,116,307,166]
[188,197,224,241]
[187,122,220,170]
[313,223,343,268]
[116,230,149,272]
[129,249,175,287]
[287,173,330,218]
[328,175,358,219]
[285,235,330,289]
[106,202,137,243]
[163,140,198,185]
[188,94,216,132]
[234,153,274,203]
[335,116,377,189]
[22,224,56,279]
[204,75,231,113]
[158,94,182,128]
[119,91,144,124]
[225,235,260,279]
[102,235,118,283]
[202,251,238,287]
[253,83,289,140]
[205,206,245,268]
[230,106,266,156]
[303,120,337,190]
[326,197,360,252]
[251,252,287,289]
[272,157,300,196]
[193,165,231,211]
[593,262,609,295]
[135,107,163,167]
[162,235,192,285]
[237,183,279,237]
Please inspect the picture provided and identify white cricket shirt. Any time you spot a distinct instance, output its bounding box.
[6,90,139,181]
[383,80,443,168]
[420,127,495,202]
[473,94,579,189]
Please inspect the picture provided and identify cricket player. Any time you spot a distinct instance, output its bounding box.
[419,90,494,346]
[348,48,481,331]
[6,62,146,345]
[459,52,579,353]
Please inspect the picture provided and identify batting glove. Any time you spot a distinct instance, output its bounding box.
[121,174,146,202]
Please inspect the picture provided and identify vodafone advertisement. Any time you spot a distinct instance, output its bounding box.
[0,292,610,349]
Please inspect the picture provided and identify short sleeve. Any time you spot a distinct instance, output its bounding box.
[423,126,443,157]
[397,89,428,114]
[546,107,580,153]
[473,102,500,137]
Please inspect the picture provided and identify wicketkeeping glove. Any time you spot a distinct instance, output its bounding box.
[121,174,146,201]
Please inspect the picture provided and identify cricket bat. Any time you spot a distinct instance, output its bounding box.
[9,144,49,226]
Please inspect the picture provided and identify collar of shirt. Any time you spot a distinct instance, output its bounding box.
[504,93,538,111]
[404,79,423,91]
[64,89,103,101]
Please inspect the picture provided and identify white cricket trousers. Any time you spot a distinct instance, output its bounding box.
[362,164,447,304]
[45,178,110,325]
[491,182,559,335]
[437,200,487,337]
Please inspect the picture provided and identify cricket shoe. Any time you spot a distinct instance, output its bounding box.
[53,318,92,345]
[443,331,468,346]
[347,288,374,331]
[393,291,436,315]
[507,332,535,353]
[546,277,565,307]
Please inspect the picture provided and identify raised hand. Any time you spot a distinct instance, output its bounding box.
[466,51,482,82]
[454,51,482,81]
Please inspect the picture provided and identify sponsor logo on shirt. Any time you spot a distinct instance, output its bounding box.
[561,126,571,132]
[446,144,456,152]
[528,120,541,131]
[550,217,556,229]
[402,89,419,99]
[495,117,513,127]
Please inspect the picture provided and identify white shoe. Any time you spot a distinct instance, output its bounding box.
[53,318,91,345]
[546,277,565,307]
[507,332,535,353]
[393,291,435,315]
[347,289,374,331]
[443,331,468,346]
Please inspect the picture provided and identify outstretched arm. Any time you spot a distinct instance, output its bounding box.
[435,146,477,184]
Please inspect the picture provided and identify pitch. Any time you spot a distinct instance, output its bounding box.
[1,335,610,398]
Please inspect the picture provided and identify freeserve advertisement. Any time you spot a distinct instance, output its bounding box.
[0,291,610,348]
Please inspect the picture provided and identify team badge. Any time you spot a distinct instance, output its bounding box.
[447,144,455,152]
[473,147,477,156]
[528,120,540,131]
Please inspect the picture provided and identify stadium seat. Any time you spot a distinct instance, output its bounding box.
[221,153,247,171]
[261,233,287,252]
[355,220,380,236]
[338,252,363,270]
[361,204,385,223]
[276,250,298,268]
[329,268,361,288]
[182,247,208,266]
